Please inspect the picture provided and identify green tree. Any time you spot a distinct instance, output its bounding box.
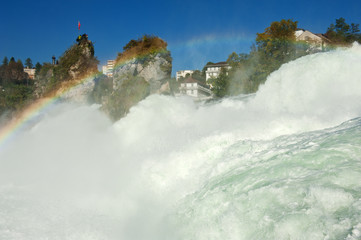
[325,17,361,44]
[202,61,214,76]
[252,19,299,87]
[25,58,33,68]
[192,70,206,83]
[123,39,138,51]
[16,59,24,69]
[226,51,257,95]
[1,58,28,84]
[2,57,8,66]
[0,83,34,113]
[227,52,249,68]
[351,23,360,34]
[222,19,304,97]
[35,62,42,76]
[209,68,229,98]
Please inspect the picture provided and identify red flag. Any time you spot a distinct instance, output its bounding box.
[78,21,81,31]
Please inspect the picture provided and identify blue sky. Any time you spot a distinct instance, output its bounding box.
[1,0,361,75]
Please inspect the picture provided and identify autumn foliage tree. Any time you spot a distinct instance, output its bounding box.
[116,35,168,64]
[256,19,298,66]
[211,19,304,96]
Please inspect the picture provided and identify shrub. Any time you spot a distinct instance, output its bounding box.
[115,35,168,64]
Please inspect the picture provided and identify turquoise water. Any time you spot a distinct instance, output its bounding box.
[1,45,361,239]
[173,118,361,240]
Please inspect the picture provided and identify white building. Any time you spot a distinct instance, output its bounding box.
[295,29,331,51]
[102,65,108,74]
[205,62,231,82]
[102,60,115,77]
[24,67,36,79]
[176,70,194,81]
[179,77,212,100]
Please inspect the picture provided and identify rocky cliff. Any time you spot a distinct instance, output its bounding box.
[94,36,172,121]
[112,51,172,94]
[34,38,98,102]
[13,35,172,121]
[0,35,174,125]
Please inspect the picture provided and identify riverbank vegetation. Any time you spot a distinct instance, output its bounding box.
[1,18,360,118]
[0,57,34,114]
[210,18,361,98]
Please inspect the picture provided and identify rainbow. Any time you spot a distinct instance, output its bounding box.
[0,72,100,152]
[169,33,255,50]
[0,34,330,152]
[0,42,171,152]
[168,33,329,53]
[112,48,170,71]
[168,33,255,71]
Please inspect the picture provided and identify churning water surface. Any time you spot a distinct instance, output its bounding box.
[1,44,361,240]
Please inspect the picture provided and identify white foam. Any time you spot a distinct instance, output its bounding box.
[1,44,361,239]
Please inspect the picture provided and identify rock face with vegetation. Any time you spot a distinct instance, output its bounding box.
[94,35,172,121]
[113,51,172,94]
[210,18,361,98]
[34,38,98,101]
[0,34,172,122]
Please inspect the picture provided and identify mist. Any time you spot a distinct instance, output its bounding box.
[1,44,361,239]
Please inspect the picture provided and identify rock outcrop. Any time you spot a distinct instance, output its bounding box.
[32,35,173,121]
[34,38,98,102]
[58,76,96,103]
[94,36,172,121]
[0,35,174,124]
[113,51,172,94]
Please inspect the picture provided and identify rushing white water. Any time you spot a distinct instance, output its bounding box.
[1,44,361,240]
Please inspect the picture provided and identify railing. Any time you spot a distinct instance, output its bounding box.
[179,85,212,95]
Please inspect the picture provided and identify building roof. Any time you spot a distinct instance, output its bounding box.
[183,77,210,89]
[206,61,229,67]
[177,70,194,73]
[295,29,305,38]
[184,77,197,83]
[315,33,332,42]
[295,29,332,43]
[295,29,317,38]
